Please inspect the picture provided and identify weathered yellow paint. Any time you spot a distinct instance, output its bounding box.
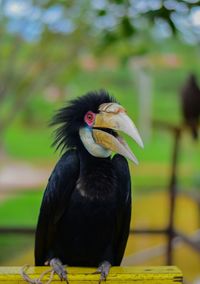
[0,266,183,283]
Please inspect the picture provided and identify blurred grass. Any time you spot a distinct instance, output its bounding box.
[0,191,42,227]
[0,191,41,264]
[4,125,55,161]
[0,235,34,264]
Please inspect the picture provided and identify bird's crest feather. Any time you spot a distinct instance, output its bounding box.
[50,90,116,152]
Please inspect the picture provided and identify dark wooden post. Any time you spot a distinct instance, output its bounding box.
[166,128,181,265]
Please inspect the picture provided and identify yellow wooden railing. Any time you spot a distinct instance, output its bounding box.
[0,266,183,283]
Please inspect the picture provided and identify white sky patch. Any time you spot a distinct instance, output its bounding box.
[92,0,107,10]
[43,6,63,25]
[191,8,200,26]
[4,0,31,18]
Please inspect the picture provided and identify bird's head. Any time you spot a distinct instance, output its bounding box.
[51,90,143,164]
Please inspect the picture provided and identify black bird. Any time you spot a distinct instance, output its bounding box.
[35,90,143,282]
[180,74,200,139]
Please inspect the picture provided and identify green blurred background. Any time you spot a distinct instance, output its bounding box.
[0,1,200,283]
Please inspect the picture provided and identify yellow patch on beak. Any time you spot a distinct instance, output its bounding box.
[92,103,143,163]
[93,129,139,164]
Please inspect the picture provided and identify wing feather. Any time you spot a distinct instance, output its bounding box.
[112,154,131,265]
[35,150,79,265]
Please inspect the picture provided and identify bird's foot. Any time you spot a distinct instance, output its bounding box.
[49,258,68,283]
[95,261,111,283]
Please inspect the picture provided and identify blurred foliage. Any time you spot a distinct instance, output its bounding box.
[94,0,200,45]
[0,0,92,137]
[0,0,200,141]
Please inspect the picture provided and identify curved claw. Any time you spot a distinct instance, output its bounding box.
[50,258,68,283]
[96,261,111,283]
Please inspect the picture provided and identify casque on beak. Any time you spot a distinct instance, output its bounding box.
[92,103,144,164]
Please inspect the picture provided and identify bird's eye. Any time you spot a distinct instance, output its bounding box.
[84,111,95,126]
[87,113,93,120]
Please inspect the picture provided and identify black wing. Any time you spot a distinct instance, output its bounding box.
[35,150,80,265]
[112,154,131,265]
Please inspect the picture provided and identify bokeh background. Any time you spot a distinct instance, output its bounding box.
[0,0,200,283]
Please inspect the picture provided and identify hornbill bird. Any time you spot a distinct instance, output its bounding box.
[180,74,200,139]
[35,90,143,282]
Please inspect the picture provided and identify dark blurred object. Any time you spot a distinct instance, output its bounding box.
[180,74,200,140]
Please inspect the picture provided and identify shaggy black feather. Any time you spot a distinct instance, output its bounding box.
[50,90,116,151]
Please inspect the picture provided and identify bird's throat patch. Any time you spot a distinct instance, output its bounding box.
[79,127,111,158]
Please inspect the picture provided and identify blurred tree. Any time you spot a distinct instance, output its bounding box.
[0,0,200,152]
[94,0,200,44]
[0,0,92,150]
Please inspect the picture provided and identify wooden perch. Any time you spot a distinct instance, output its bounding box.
[0,266,183,283]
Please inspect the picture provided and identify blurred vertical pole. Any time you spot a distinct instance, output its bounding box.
[131,57,153,142]
[138,68,153,142]
[167,127,181,265]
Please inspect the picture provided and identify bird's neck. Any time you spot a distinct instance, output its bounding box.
[78,146,111,174]
[77,147,116,200]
